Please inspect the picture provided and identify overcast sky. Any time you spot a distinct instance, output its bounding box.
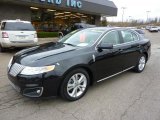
[108,0,160,22]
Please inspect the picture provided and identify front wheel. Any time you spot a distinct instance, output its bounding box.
[134,54,146,73]
[60,69,90,101]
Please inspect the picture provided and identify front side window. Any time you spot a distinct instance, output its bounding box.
[101,31,121,45]
[121,30,139,43]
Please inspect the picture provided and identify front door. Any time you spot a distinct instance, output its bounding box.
[93,30,125,81]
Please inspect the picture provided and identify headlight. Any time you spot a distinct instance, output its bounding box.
[20,65,55,75]
[8,57,13,70]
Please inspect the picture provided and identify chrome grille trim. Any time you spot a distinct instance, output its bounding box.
[9,63,25,77]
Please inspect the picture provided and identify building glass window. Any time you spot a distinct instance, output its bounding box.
[31,8,96,32]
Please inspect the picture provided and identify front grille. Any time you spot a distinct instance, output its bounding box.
[9,63,25,77]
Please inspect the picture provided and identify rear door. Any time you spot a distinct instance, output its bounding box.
[119,30,141,69]
[7,31,35,43]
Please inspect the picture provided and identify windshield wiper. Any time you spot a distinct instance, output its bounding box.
[63,43,77,47]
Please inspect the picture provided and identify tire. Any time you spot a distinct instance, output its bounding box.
[0,45,5,52]
[59,34,63,39]
[60,68,90,101]
[134,54,146,73]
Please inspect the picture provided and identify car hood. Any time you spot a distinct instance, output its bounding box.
[13,42,77,66]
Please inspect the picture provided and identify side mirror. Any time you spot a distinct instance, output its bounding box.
[97,43,113,50]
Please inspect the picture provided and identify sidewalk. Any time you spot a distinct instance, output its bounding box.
[38,37,59,44]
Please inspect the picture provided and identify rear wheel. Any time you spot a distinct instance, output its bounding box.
[59,34,63,39]
[60,69,90,101]
[0,45,5,52]
[134,54,146,73]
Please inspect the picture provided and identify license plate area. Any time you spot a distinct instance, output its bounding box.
[16,35,28,40]
[19,36,25,39]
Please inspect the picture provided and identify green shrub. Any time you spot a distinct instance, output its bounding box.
[37,32,58,38]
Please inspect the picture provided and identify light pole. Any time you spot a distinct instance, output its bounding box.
[122,7,126,23]
[129,16,132,22]
[146,11,150,23]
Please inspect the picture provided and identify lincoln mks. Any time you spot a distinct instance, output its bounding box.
[7,27,151,101]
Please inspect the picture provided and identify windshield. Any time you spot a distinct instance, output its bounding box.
[59,29,104,47]
[1,22,35,31]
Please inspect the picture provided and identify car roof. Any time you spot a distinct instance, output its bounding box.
[132,29,143,31]
[1,19,31,23]
[87,27,130,32]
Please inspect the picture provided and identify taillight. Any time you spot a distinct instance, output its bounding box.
[34,33,37,38]
[2,32,9,38]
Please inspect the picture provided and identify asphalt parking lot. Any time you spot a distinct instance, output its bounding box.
[0,31,160,120]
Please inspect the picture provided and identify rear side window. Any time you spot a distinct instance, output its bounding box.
[1,22,35,31]
[121,30,139,43]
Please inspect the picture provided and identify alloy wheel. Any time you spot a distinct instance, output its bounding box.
[138,56,146,71]
[67,73,87,98]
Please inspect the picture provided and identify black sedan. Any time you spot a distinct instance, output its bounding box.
[7,27,151,101]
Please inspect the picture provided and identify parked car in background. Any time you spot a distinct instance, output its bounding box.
[58,23,96,38]
[0,19,38,52]
[146,26,151,30]
[8,27,151,101]
[148,26,159,32]
[132,29,145,38]
[157,26,160,31]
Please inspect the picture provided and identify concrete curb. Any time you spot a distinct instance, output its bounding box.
[38,37,59,44]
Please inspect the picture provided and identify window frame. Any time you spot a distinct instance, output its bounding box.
[95,29,141,50]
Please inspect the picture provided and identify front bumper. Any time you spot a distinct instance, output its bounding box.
[8,72,62,98]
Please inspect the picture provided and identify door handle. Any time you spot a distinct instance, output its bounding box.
[137,45,141,48]
[118,49,123,52]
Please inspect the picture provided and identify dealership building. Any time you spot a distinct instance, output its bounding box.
[0,0,117,31]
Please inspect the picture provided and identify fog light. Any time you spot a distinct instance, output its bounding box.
[37,90,41,94]
[23,87,43,97]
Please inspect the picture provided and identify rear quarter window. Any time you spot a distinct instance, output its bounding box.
[135,30,144,34]
[1,22,6,30]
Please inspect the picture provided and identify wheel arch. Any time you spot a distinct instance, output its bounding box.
[64,65,95,85]
[57,64,95,95]
[143,52,148,61]
[58,32,64,37]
